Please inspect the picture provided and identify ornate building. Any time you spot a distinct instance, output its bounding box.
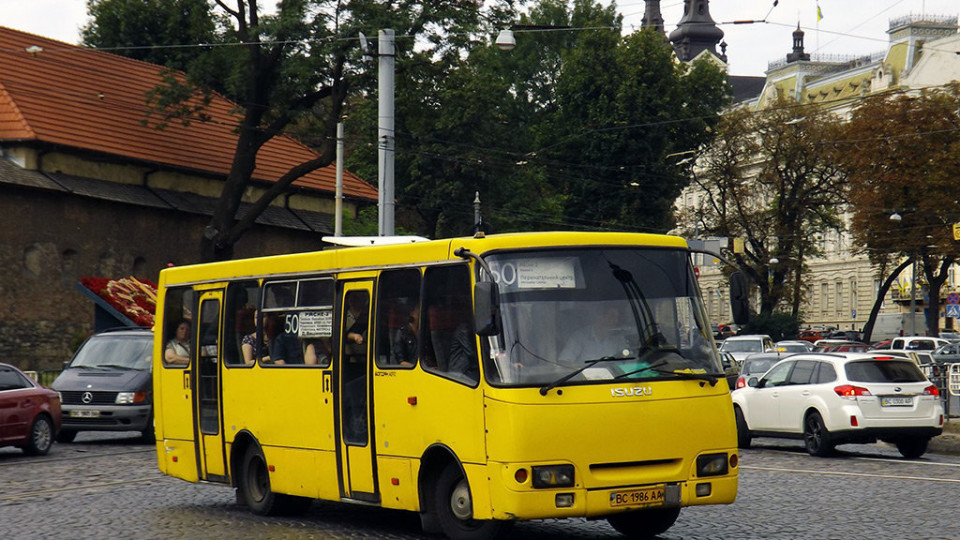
[679,14,960,335]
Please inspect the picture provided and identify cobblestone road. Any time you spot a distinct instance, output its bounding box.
[3,432,960,539]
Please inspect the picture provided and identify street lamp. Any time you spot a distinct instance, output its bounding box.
[890,212,916,335]
[496,29,516,51]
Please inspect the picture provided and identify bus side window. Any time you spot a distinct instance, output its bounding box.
[162,287,195,368]
[422,265,479,384]
[224,281,260,367]
[376,269,420,368]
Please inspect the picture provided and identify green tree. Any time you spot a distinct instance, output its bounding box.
[85,0,484,261]
[82,0,219,72]
[348,0,730,238]
[680,100,847,317]
[839,84,960,337]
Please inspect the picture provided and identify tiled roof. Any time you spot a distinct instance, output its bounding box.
[0,26,377,202]
[0,160,337,235]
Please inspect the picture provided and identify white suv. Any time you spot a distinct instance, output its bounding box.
[719,334,775,364]
[732,352,943,458]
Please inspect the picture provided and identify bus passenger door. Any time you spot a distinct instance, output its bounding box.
[195,291,227,482]
[338,282,377,501]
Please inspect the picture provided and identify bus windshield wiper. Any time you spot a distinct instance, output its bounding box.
[540,355,635,396]
[613,356,721,386]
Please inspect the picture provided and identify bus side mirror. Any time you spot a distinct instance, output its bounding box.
[730,271,750,325]
[474,281,501,336]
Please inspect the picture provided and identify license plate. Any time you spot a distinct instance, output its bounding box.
[880,396,913,407]
[610,485,665,507]
[70,410,100,418]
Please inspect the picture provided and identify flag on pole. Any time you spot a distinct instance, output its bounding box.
[817,2,824,21]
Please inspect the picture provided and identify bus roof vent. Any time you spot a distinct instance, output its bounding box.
[321,235,431,247]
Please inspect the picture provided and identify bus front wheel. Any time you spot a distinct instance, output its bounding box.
[433,463,511,540]
[606,507,681,539]
[239,444,312,516]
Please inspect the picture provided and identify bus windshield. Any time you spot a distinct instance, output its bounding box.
[483,247,720,388]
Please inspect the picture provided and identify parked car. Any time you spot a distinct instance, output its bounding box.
[829,330,863,342]
[776,340,815,353]
[798,329,830,343]
[890,336,950,351]
[821,342,869,353]
[939,330,960,342]
[51,328,154,443]
[732,353,944,458]
[933,343,960,364]
[0,363,61,455]
[733,353,787,390]
[719,334,776,364]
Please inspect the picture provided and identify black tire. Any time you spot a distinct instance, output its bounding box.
[138,411,155,444]
[56,429,77,443]
[896,437,929,459]
[23,415,55,456]
[433,463,512,540]
[607,507,682,539]
[734,407,751,449]
[803,411,834,457]
[237,444,312,516]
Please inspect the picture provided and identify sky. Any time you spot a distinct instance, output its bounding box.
[2,0,959,76]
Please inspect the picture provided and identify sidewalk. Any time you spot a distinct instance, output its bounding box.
[930,419,960,456]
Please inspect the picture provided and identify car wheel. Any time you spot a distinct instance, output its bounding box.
[433,463,512,540]
[803,411,834,457]
[734,407,751,449]
[238,444,311,516]
[138,411,156,444]
[606,507,681,539]
[896,437,929,459]
[23,415,54,456]
[56,430,77,443]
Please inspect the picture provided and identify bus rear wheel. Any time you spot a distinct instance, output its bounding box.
[239,444,312,516]
[433,463,511,540]
[606,507,681,539]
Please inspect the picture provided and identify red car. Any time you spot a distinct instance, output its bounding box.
[0,363,61,455]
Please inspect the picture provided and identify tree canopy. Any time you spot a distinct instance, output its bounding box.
[83,0,730,255]
[838,84,960,337]
[348,0,731,238]
[679,100,847,317]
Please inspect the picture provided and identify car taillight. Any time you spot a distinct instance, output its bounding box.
[736,377,746,389]
[834,384,872,397]
[923,385,940,396]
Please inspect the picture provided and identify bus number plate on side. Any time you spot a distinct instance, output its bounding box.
[610,485,665,507]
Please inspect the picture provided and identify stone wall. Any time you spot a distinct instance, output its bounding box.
[0,184,325,372]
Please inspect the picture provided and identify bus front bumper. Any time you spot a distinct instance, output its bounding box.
[483,464,737,521]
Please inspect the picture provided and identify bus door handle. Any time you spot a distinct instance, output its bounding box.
[183,370,191,390]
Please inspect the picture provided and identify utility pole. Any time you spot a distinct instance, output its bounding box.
[377,29,395,236]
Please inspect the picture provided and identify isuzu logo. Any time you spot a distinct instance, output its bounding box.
[611,386,653,397]
[82,392,93,404]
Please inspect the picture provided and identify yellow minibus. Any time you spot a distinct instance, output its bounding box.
[153,231,739,539]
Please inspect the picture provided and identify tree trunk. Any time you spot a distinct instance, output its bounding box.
[861,258,912,343]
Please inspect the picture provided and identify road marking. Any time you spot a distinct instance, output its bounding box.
[742,465,960,484]
[852,455,960,469]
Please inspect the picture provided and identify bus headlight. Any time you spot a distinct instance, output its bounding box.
[531,465,575,488]
[696,453,729,477]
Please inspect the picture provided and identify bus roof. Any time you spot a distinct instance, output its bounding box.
[159,231,689,286]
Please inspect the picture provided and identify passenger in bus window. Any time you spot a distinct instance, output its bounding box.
[304,337,332,366]
[344,294,368,356]
[271,317,303,365]
[446,304,479,382]
[390,303,419,366]
[164,320,191,365]
[241,311,269,365]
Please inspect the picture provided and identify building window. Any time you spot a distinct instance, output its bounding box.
[821,283,829,314]
[836,282,843,315]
